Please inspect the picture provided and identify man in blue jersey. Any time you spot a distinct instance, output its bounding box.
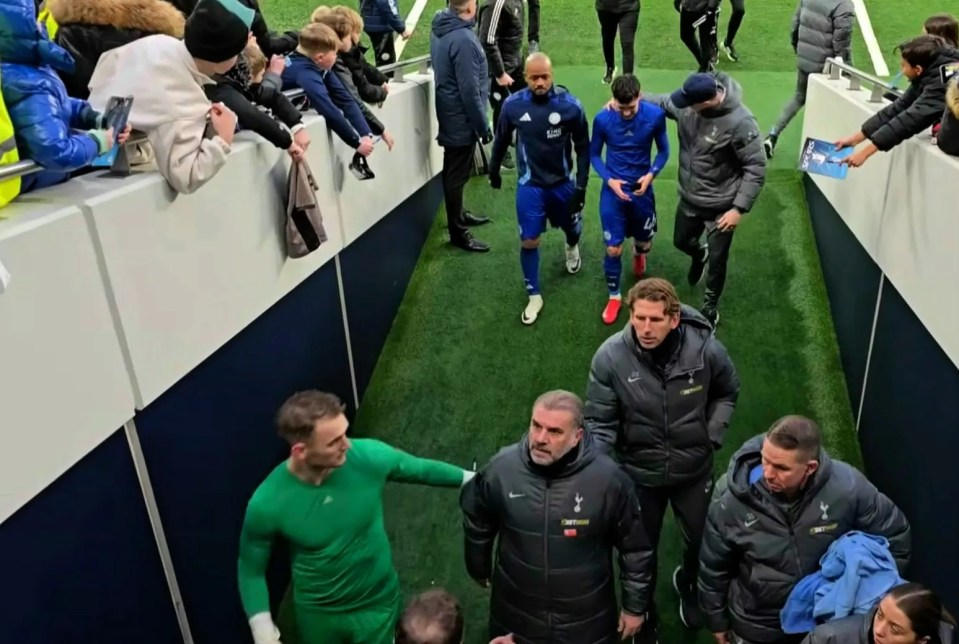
[591,74,670,325]
[488,52,591,325]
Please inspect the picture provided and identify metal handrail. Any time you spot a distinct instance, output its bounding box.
[823,57,901,103]
[0,54,432,183]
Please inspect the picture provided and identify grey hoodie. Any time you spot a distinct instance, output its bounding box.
[645,73,767,214]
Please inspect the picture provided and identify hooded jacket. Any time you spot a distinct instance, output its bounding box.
[645,73,767,214]
[699,436,911,643]
[429,9,490,148]
[585,305,740,487]
[48,0,185,99]
[477,0,525,79]
[0,0,100,179]
[790,0,855,74]
[937,77,959,156]
[801,605,955,644]
[862,46,959,151]
[460,432,653,644]
[359,0,406,35]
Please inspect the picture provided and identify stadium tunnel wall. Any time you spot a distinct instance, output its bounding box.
[801,74,959,611]
[0,73,442,643]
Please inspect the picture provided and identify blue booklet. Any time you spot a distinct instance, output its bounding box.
[91,95,134,168]
[799,137,854,179]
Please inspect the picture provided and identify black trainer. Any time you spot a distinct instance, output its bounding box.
[603,67,615,84]
[673,566,705,630]
[764,133,778,159]
[687,244,708,285]
[721,40,740,62]
[702,306,720,329]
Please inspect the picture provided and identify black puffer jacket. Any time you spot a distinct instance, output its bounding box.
[585,305,739,487]
[937,77,959,156]
[48,0,185,99]
[699,435,911,643]
[801,605,956,643]
[340,44,389,105]
[461,433,654,644]
[477,0,525,78]
[862,46,959,151]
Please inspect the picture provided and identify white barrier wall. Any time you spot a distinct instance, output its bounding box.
[801,73,959,367]
[0,72,440,524]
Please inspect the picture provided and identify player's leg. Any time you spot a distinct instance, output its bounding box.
[679,9,704,71]
[345,592,402,643]
[673,200,708,285]
[633,483,672,644]
[765,70,810,158]
[548,181,583,275]
[618,9,639,76]
[599,188,627,325]
[597,10,619,83]
[516,184,547,325]
[699,7,719,71]
[668,468,713,630]
[721,0,745,61]
[295,607,350,644]
[701,217,735,327]
[629,187,657,279]
[527,0,541,51]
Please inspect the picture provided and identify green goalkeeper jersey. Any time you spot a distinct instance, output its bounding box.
[237,439,466,616]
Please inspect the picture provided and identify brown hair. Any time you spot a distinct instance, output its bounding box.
[395,589,465,644]
[310,5,352,39]
[924,14,959,48]
[243,41,267,78]
[276,391,345,445]
[332,5,364,34]
[298,22,341,56]
[766,415,822,461]
[625,277,681,317]
[886,583,956,643]
[897,33,947,69]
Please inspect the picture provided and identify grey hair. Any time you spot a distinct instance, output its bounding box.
[533,390,584,429]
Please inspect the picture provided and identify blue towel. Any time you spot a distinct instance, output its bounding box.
[781,531,904,633]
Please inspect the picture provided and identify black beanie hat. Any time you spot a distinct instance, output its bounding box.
[184,0,255,63]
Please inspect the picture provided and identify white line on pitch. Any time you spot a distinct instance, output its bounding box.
[851,0,889,77]
[395,0,431,59]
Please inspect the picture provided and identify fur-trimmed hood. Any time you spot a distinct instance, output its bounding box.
[47,0,185,37]
[948,78,959,119]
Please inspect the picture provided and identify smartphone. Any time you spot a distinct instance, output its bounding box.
[941,62,959,84]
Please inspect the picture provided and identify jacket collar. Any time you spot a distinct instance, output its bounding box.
[620,304,712,377]
[519,431,597,479]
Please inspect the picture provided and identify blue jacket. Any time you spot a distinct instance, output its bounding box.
[282,53,372,149]
[781,532,904,634]
[359,0,406,34]
[429,9,489,148]
[0,0,100,184]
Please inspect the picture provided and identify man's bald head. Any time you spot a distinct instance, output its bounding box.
[526,51,552,71]
[395,589,464,644]
[524,52,554,95]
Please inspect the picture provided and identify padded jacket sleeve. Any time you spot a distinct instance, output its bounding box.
[831,0,855,64]
[205,83,292,149]
[699,485,736,633]
[731,117,766,213]
[852,471,911,572]
[705,337,740,448]
[460,470,498,582]
[250,83,304,129]
[14,92,99,172]
[584,346,620,454]
[861,78,947,151]
[478,0,506,79]
[613,473,654,616]
[452,37,492,139]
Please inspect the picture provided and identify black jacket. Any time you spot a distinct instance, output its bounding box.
[801,605,955,643]
[862,46,959,151]
[461,433,654,644]
[48,0,185,99]
[938,77,959,156]
[699,436,912,643]
[585,306,740,487]
[331,57,385,135]
[477,0,525,79]
[341,44,389,105]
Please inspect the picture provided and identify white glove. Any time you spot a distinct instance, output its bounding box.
[462,470,477,485]
[249,612,282,644]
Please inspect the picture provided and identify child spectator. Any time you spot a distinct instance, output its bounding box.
[923,13,958,47]
[205,38,312,159]
[161,0,299,58]
[333,5,391,107]
[283,22,375,159]
[87,0,254,194]
[835,34,959,167]
[359,0,411,68]
[47,0,186,99]
[0,0,128,193]
[312,6,395,150]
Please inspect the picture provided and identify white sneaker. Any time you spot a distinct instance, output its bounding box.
[521,294,544,325]
[565,244,581,274]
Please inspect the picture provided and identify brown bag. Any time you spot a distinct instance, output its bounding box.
[285,158,328,259]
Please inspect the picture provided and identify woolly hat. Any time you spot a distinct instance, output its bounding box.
[184,0,255,63]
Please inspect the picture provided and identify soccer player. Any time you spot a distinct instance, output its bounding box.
[237,391,475,644]
[488,52,590,325]
[591,74,669,325]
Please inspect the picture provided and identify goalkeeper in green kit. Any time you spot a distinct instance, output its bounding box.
[237,390,475,644]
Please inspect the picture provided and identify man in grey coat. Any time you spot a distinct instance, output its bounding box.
[764,0,854,158]
[699,415,911,644]
[645,73,766,327]
[585,277,739,641]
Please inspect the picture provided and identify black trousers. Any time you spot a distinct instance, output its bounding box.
[673,201,736,310]
[597,9,639,75]
[441,144,474,241]
[528,0,540,42]
[724,0,745,45]
[634,466,714,623]
[489,64,525,132]
[368,31,396,68]
[679,8,718,72]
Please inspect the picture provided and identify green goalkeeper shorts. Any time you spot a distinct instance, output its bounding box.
[295,599,401,644]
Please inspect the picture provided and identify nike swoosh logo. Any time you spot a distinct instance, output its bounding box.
[744,519,758,528]
[508,492,525,499]
[627,376,641,383]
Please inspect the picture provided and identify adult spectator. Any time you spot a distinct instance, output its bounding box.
[47,0,186,100]
[0,0,126,193]
[161,0,298,58]
[332,5,391,107]
[801,583,955,644]
[359,0,411,68]
[595,0,640,82]
[478,0,525,168]
[585,277,739,641]
[395,589,466,644]
[938,75,959,155]
[700,416,911,644]
[835,34,959,167]
[645,72,766,327]
[430,0,493,253]
[238,391,474,644]
[87,0,251,194]
[461,390,653,643]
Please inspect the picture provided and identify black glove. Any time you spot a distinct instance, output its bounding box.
[480,130,493,145]
[489,171,502,189]
[568,187,586,214]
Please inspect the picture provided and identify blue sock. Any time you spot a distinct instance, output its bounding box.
[604,253,622,296]
[521,247,541,295]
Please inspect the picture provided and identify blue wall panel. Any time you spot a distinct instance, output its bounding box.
[340,177,441,401]
[134,261,352,644]
[803,176,881,414]
[0,429,181,644]
[858,277,959,611]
